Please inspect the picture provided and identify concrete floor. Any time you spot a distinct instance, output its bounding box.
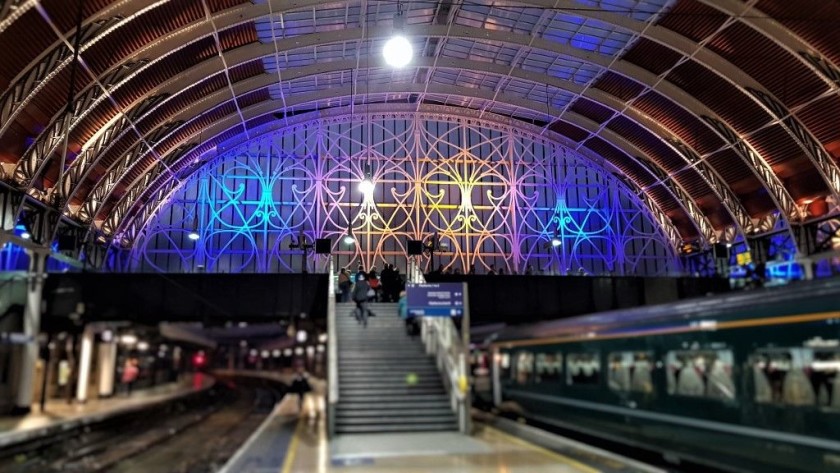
[0,373,212,448]
[283,419,631,473]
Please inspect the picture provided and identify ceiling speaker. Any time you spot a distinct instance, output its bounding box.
[315,238,332,254]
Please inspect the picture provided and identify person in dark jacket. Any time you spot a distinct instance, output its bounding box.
[290,365,312,412]
[380,264,393,301]
[338,267,352,302]
[352,274,371,327]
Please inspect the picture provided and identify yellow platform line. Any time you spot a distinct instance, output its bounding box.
[488,426,600,473]
[280,418,304,473]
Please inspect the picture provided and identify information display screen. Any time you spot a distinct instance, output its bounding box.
[406,282,465,317]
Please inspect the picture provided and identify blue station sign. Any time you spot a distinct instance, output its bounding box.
[406,282,465,317]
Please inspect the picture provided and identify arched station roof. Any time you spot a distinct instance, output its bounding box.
[1,0,839,247]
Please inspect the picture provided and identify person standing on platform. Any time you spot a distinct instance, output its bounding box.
[338,267,351,302]
[121,358,139,396]
[354,263,366,284]
[391,267,405,300]
[367,266,380,301]
[379,264,392,302]
[398,290,419,338]
[352,274,371,327]
[290,365,312,413]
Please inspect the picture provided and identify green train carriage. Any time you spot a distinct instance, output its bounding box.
[491,278,840,472]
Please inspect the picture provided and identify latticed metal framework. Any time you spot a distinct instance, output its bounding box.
[131,112,679,275]
[1,0,840,264]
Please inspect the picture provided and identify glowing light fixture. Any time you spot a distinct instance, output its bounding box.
[359,176,375,194]
[188,214,200,241]
[551,231,561,247]
[344,227,356,245]
[383,2,412,68]
[359,163,375,194]
[383,36,412,68]
[15,223,31,240]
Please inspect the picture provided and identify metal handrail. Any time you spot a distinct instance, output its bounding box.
[326,255,338,437]
[411,260,472,434]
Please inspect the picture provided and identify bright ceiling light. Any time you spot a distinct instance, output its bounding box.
[358,176,375,194]
[188,231,200,241]
[344,233,356,245]
[383,35,413,68]
[551,231,561,247]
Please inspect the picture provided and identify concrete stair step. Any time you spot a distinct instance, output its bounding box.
[335,423,458,434]
[337,393,450,402]
[341,388,446,397]
[335,415,456,425]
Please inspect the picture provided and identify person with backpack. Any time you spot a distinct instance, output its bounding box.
[398,290,419,338]
[352,273,371,327]
[338,267,351,302]
[367,266,379,301]
[290,365,312,413]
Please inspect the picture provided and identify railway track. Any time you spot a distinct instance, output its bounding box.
[0,379,284,473]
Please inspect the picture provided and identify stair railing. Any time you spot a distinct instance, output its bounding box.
[327,255,338,437]
[410,260,472,434]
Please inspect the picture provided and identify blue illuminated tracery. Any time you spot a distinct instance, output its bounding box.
[130,113,679,275]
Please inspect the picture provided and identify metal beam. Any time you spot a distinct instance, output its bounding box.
[10,2,807,225]
[8,0,836,240]
[18,21,796,227]
[61,48,750,241]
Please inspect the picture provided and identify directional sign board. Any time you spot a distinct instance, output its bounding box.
[406,282,465,317]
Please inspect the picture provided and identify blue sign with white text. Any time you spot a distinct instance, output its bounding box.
[406,282,465,317]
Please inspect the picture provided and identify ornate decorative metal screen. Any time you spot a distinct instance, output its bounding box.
[129,113,679,275]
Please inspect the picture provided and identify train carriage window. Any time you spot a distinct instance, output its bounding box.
[513,351,534,385]
[498,352,512,382]
[566,353,601,386]
[608,352,654,394]
[751,346,840,408]
[666,350,735,400]
[534,352,563,384]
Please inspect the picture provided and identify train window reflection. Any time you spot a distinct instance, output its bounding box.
[751,348,840,407]
[534,352,563,383]
[666,350,735,400]
[566,353,601,386]
[608,352,654,394]
[513,351,534,385]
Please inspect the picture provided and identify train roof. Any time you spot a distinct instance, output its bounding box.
[491,278,840,345]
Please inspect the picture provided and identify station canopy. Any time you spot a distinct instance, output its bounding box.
[0,0,839,246]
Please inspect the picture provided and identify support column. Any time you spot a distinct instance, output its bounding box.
[75,325,94,403]
[15,250,46,413]
[97,340,117,398]
[491,347,502,407]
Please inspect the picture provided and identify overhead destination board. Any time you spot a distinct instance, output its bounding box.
[406,282,465,317]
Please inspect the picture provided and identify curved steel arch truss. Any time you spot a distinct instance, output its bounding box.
[63,51,749,241]
[130,111,680,276]
[1,0,839,260]
[18,20,803,225]
[100,100,692,250]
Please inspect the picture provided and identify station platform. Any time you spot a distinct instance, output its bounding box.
[0,373,213,448]
[223,392,663,473]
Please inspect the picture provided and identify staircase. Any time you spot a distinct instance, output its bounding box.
[334,302,458,434]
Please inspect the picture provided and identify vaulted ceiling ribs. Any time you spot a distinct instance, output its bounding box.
[0,0,838,248]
